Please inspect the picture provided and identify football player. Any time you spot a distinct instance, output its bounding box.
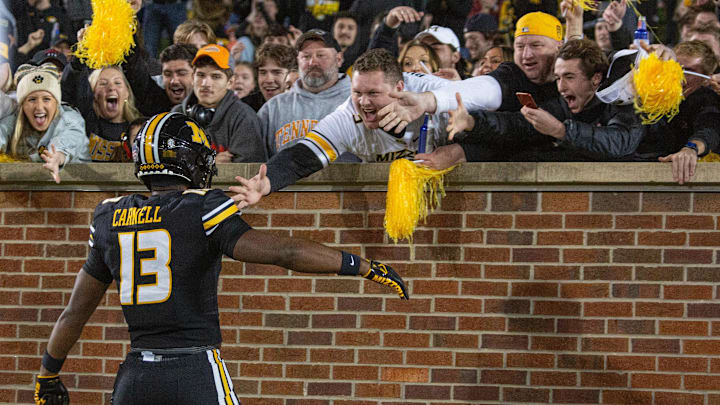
[34,112,408,405]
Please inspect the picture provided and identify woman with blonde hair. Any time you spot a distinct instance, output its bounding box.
[0,64,89,182]
[398,40,441,74]
[88,66,142,124]
[63,56,142,161]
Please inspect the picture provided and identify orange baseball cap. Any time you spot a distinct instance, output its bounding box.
[192,44,231,69]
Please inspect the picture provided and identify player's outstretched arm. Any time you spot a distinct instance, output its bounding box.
[232,229,409,299]
[35,270,109,404]
[230,144,326,209]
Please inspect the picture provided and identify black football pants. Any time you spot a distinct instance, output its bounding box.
[111,349,240,405]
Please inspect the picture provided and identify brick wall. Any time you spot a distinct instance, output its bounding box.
[2,189,720,404]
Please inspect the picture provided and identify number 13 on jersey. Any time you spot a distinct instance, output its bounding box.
[118,229,173,305]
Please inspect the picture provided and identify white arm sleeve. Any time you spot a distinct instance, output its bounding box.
[430,75,503,113]
[402,72,451,92]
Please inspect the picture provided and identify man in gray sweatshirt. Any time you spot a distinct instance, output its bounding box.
[258,29,351,158]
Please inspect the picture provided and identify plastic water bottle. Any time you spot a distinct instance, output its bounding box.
[426,115,437,153]
[633,16,649,49]
[418,114,429,154]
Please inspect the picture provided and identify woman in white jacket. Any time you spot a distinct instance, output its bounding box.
[0,64,89,182]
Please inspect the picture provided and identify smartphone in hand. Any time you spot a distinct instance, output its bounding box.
[516,92,538,109]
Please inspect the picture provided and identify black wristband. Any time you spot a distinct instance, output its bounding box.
[339,251,363,276]
[42,350,65,374]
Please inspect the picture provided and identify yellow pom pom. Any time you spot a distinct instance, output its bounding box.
[384,159,456,243]
[74,0,137,69]
[632,53,685,125]
[699,151,720,162]
[0,153,19,162]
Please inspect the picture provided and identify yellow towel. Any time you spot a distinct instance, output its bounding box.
[74,0,137,69]
[633,53,685,125]
[384,159,455,243]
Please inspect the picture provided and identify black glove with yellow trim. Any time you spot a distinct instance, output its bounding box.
[363,260,409,300]
[339,252,409,299]
[34,375,69,405]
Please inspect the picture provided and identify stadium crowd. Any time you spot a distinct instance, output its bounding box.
[1,0,719,187]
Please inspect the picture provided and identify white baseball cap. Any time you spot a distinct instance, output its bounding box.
[415,25,460,50]
[596,49,643,105]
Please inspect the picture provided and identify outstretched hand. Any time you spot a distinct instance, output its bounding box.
[229,164,271,209]
[378,90,431,134]
[40,145,65,184]
[447,92,474,141]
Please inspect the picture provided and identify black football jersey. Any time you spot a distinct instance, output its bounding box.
[82,189,251,349]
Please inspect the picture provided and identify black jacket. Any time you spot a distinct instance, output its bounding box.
[122,45,174,116]
[460,95,644,162]
[635,86,720,160]
[458,62,560,160]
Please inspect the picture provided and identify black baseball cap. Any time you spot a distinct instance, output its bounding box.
[464,13,498,34]
[30,48,68,71]
[295,29,342,52]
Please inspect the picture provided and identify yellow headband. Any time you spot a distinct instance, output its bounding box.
[515,12,563,42]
